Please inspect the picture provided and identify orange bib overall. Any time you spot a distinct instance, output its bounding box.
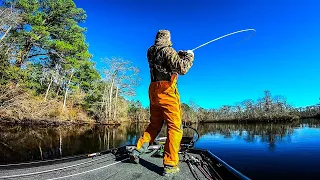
[136,74,182,167]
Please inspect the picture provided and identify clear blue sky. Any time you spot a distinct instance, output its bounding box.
[74,0,319,109]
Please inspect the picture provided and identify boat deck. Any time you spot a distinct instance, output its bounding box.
[0,148,207,180]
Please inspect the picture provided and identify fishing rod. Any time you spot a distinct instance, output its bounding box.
[190,29,256,52]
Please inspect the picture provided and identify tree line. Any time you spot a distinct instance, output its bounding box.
[180,91,320,123]
[121,90,320,124]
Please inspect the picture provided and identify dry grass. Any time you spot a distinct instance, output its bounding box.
[0,85,94,123]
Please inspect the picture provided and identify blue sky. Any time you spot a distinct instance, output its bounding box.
[74,0,320,109]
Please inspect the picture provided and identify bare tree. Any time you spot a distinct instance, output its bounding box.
[62,69,74,110]
[263,90,272,112]
[101,57,140,122]
[0,6,22,43]
[0,6,22,62]
[113,86,119,120]
[40,64,62,101]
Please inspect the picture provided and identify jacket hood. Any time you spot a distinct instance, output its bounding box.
[154,30,173,47]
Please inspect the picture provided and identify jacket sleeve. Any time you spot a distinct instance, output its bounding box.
[165,47,195,75]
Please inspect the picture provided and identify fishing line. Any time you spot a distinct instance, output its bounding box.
[191,29,256,51]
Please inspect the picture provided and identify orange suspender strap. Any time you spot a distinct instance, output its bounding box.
[170,73,178,85]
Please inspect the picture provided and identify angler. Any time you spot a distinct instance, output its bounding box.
[129,29,195,176]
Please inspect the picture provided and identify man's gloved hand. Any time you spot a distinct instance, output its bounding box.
[178,50,186,58]
[186,50,194,57]
[178,50,184,57]
[178,50,194,58]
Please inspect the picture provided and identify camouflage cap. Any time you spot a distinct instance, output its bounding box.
[155,30,173,46]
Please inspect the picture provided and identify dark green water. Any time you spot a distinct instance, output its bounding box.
[0,119,319,179]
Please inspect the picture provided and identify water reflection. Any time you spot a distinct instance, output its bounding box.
[0,119,319,164]
[0,123,149,164]
[197,122,297,150]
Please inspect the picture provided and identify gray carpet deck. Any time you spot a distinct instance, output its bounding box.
[0,152,206,180]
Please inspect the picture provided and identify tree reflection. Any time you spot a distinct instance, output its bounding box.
[196,121,313,150]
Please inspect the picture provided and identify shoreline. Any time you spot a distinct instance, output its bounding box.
[1,116,319,127]
[0,118,121,127]
[0,118,92,127]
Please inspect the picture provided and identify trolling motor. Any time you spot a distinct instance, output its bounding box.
[180,125,200,151]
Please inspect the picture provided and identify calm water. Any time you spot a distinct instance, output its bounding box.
[0,119,320,179]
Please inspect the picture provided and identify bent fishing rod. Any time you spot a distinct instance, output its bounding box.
[190,28,256,52]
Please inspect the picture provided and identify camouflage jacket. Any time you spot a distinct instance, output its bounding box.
[147,30,195,82]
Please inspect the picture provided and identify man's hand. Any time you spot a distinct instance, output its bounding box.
[178,50,194,58]
[186,50,194,57]
[178,50,185,57]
